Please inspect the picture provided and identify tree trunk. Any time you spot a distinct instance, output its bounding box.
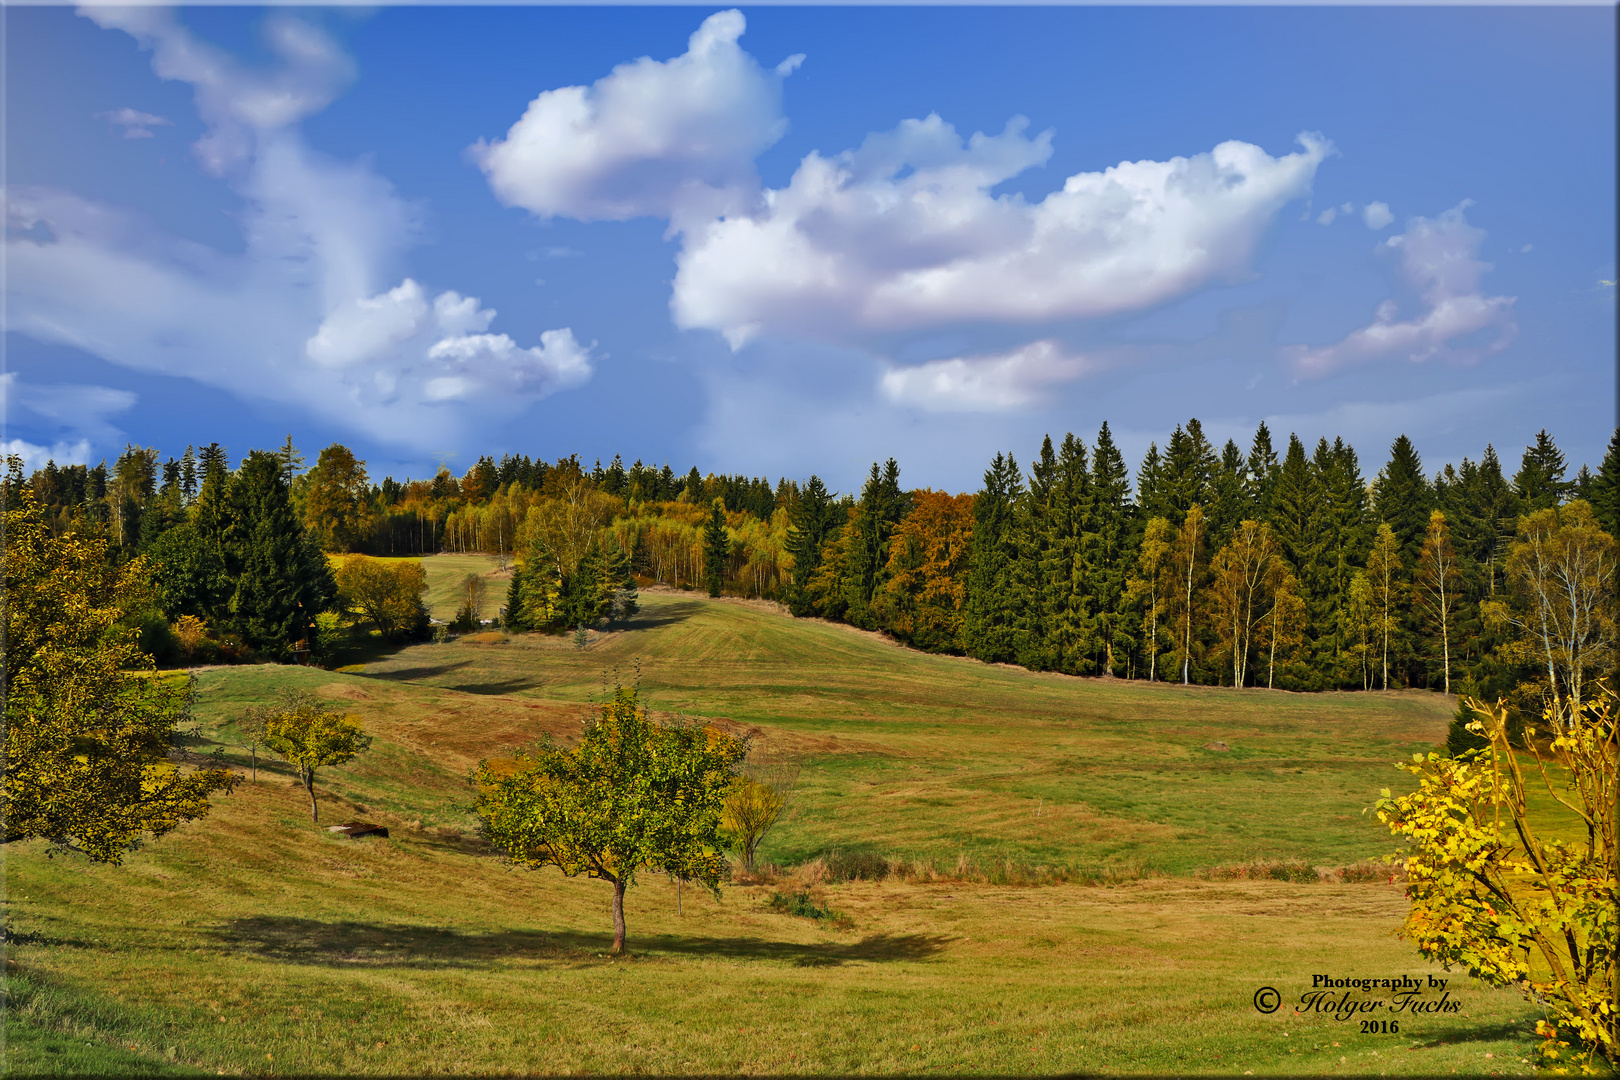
[305,766,319,823]
[610,877,627,954]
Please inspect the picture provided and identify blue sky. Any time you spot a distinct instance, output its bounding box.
[5,5,1615,493]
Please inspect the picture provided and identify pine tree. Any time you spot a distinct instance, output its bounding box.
[1594,427,1620,538]
[224,451,335,655]
[1043,433,1093,675]
[1136,443,1166,522]
[1245,422,1280,521]
[1160,419,1218,525]
[180,445,198,503]
[703,500,728,597]
[277,435,305,485]
[962,452,1023,664]
[1269,434,1319,573]
[844,460,907,629]
[1013,438,1059,670]
[1512,429,1570,511]
[1374,435,1432,567]
[1206,439,1250,546]
[1307,437,1371,681]
[1087,422,1134,675]
[786,476,837,616]
[504,566,529,631]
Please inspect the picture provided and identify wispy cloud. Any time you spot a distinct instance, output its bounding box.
[1284,202,1515,378]
[7,8,593,453]
[96,106,172,139]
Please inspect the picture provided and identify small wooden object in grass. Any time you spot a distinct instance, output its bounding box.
[326,821,390,839]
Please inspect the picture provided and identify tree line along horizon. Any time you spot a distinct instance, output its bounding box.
[12,417,1619,711]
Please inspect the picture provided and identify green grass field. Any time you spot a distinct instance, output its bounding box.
[4,591,1548,1076]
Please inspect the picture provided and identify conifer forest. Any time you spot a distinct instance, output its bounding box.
[13,419,1620,712]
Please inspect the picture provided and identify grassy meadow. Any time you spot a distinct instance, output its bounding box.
[4,588,1549,1075]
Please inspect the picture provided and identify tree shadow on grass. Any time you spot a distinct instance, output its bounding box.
[447,677,544,696]
[212,916,949,970]
[622,601,703,631]
[361,660,475,682]
[1408,1020,1536,1050]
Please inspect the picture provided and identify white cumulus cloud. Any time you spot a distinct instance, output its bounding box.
[1,438,96,471]
[1362,201,1393,230]
[7,10,592,452]
[472,10,800,229]
[880,340,1098,412]
[1285,202,1516,378]
[671,123,1332,347]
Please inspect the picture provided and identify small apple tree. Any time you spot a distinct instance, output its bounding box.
[475,687,745,953]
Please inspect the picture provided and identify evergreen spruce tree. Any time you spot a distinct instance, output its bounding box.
[1206,439,1249,546]
[962,453,1023,664]
[224,451,336,655]
[180,445,198,503]
[1374,435,1432,567]
[1013,437,1059,670]
[1041,433,1093,674]
[277,435,305,485]
[1245,422,1280,521]
[1593,427,1620,538]
[1512,429,1570,511]
[785,476,837,616]
[1136,443,1166,521]
[1305,437,1371,681]
[1469,445,1520,596]
[504,566,529,631]
[703,499,728,597]
[844,460,907,630]
[685,467,705,504]
[1160,419,1217,525]
[1087,422,1134,675]
[1269,434,1319,573]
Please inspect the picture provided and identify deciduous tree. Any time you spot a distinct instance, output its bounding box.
[260,699,371,823]
[1376,692,1616,1071]
[1414,511,1461,692]
[3,490,236,862]
[334,556,428,639]
[1485,501,1616,729]
[475,688,746,953]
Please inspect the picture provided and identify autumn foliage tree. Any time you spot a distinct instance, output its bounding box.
[475,688,746,953]
[873,490,973,653]
[2,490,236,862]
[1376,691,1616,1071]
[334,555,429,639]
[1485,501,1616,731]
[258,697,372,823]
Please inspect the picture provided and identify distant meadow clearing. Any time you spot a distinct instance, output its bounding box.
[6,583,1546,1075]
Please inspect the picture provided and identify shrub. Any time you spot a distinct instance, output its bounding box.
[1202,858,1319,883]
[766,888,851,928]
[824,849,891,882]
